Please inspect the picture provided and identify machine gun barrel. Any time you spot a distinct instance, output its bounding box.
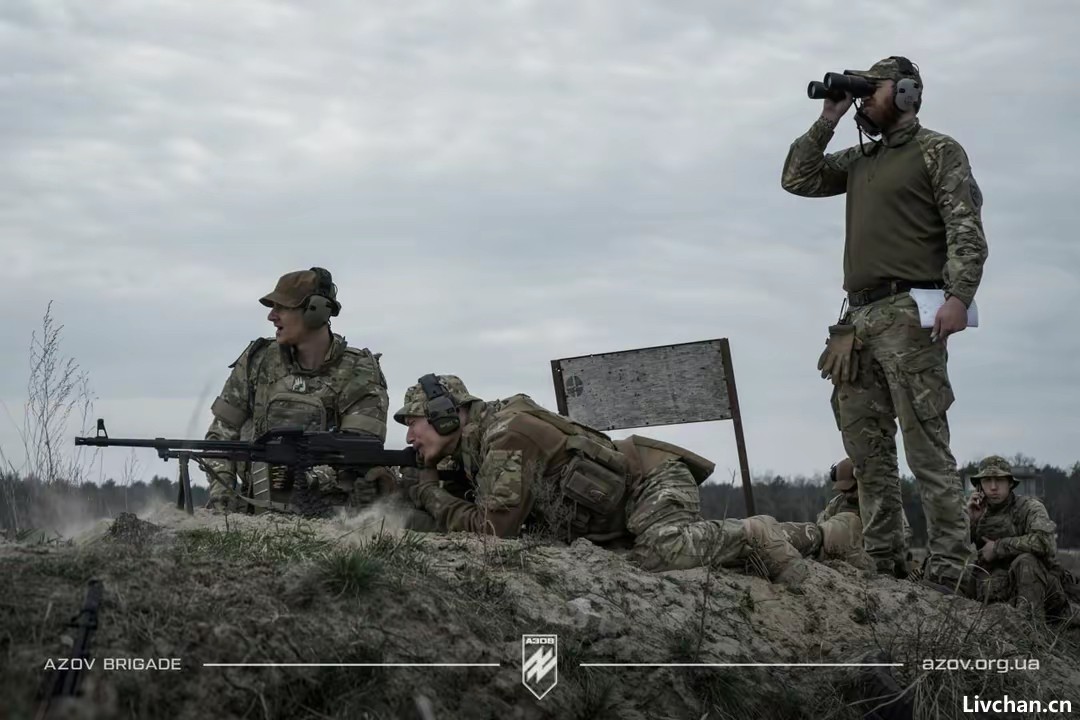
[74,419,417,515]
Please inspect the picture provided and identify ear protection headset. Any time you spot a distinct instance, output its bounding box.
[418,373,461,436]
[889,55,922,113]
[829,463,838,484]
[301,267,341,329]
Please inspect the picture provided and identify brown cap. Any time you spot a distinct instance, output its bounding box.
[831,458,856,491]
[259,270,327,309]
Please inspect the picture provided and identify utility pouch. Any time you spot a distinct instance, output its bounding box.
[817,323,861,386]
[561,435,627,518]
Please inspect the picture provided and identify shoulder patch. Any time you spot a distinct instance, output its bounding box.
[969,172,983,210]
[229,337,271,368]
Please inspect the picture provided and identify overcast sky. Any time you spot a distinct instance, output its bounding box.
[2,1,1077,492]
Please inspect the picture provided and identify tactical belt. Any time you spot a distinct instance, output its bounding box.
[847,279,944,308]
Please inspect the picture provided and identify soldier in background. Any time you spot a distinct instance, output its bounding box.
[782,55,986,591]
[776,458,913,571]
[203,267,393,516]
[967,455,1074,623]
[392,374,810,587]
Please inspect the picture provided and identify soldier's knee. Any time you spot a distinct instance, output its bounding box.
[1009,553,1041,578]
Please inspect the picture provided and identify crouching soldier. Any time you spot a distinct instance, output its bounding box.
[773,458,915,574]
[393,374,809,587]
[968,455,1072,622]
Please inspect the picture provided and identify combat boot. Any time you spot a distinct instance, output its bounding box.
[920,566,975,598]
[742,517,809,589]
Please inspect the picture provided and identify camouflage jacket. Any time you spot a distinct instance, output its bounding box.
[972,494,1058,568]
[204,332,389,501]
[781,117,988,307]
[412,394,631,540]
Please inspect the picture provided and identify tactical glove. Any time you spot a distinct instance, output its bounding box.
[817,323,861,386]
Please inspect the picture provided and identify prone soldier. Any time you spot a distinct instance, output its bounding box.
[393,374,810,586]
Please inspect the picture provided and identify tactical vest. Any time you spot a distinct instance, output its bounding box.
[228,336,385,511]
[490,395,715,543]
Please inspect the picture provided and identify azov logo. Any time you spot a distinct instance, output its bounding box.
[521,634,558,700]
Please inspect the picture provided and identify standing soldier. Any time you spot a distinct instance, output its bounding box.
[781,56,987,591]
[393,374,810,586]
[203,267,393,515]
[967,456,1073,623]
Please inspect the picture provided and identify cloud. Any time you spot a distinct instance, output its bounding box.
[1,0,1077,491]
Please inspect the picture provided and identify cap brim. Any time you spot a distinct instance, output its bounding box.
[259,291,301,308]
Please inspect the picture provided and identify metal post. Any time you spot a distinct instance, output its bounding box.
[719,339,755,516]
[550,360,570,416]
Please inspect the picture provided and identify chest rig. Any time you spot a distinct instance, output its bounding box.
[245,341,350,511]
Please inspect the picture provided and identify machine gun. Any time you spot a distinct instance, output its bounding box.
[75,418,417,515]
[35,579,104,720]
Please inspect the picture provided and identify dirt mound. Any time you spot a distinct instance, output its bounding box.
[2,501,1078,720]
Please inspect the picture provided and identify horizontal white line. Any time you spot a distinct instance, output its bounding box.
[579,663,904,668]
[202,663,501,668]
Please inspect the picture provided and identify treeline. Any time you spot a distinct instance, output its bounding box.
[700,459,1080,547]
[3,459,1078,546]
[0,472,209,538]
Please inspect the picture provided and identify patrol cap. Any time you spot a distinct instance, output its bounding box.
[393,374,481,425]
[259,269,332,309]
[831,458,856,491]
[846,56,922,85]
[969,455,1018,488]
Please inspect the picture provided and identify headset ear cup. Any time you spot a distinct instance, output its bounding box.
[894,77,920,112]
[432,415,460,436]
[302,296,333,328]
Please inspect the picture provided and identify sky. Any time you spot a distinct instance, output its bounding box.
[2,0,1077,492]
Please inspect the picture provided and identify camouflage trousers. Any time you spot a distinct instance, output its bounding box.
[625,459,806,584]
[777,513,873,569]
[830,292,972,580]
[975,554,1069,619]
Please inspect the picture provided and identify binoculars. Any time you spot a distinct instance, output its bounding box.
[807,72,877,101]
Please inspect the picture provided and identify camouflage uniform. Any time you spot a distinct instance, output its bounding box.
[775,458,911,569]
[204,270,390,514]
[969,456,1069,620]
[781,57,986,584]
[394,376,808,585]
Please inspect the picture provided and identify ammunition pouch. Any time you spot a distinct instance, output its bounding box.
[560,435,628,537]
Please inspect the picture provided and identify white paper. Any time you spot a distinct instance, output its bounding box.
[908,288,979,329]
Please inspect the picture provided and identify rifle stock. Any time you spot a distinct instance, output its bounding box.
[35,580,103,720]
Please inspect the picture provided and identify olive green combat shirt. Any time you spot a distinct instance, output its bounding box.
[781,117,988,307]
